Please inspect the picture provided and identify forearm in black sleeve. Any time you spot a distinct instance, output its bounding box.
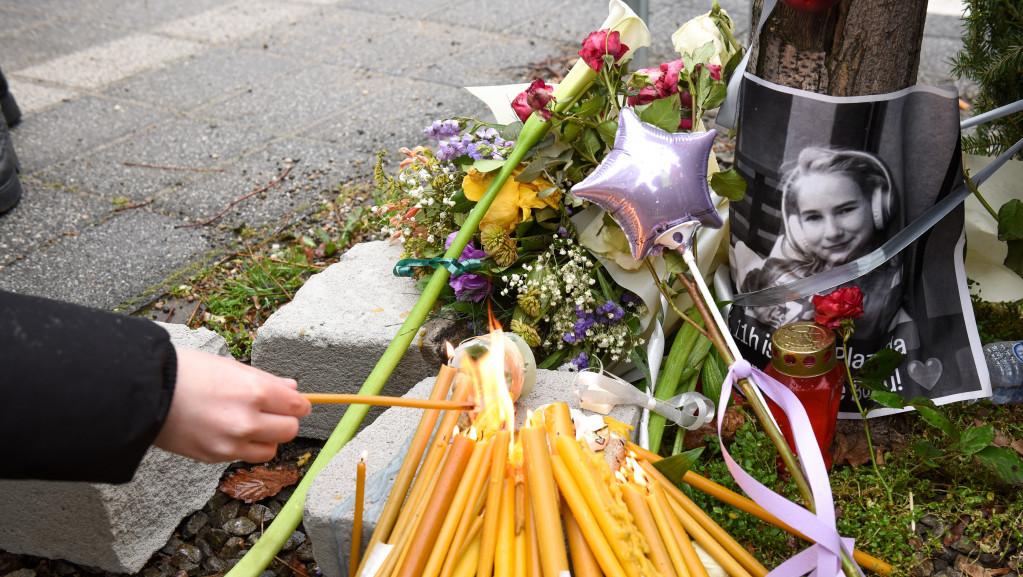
[0,290,177,483]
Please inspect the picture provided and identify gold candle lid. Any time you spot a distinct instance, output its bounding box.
[769,322,837,378]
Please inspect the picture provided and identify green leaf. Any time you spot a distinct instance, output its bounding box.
[630,346,652,393]
[915,405,961,442]
[664,250,687,277]
[700,350,727,407]
[472,158,507,173]
[1003,239,1023,279]
[448,189,476,213]
[637,97,682,133]
[693,41,717,67]
[975,446,1023,484]
[652,447,705,484]
[996,198,1023,240]
[855,348,906,391]
[957,425,995,455]
[699,83,728,112]
[709,169,747,202]
[913,440,944,459]
[597,120,619,148]
[869,390,907,409]
[516,157,548,183]
[578,127,603,163]
[572,94,606,118]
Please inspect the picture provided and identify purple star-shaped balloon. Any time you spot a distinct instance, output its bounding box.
[571,107,722,261]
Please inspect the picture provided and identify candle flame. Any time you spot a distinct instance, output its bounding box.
[360,450,368,462]
[445,341,455,361]
[469,426,478,441]
[453,425,460,437]
[614,470,628,484]
[630,457,648,487]
[457,316,517,436]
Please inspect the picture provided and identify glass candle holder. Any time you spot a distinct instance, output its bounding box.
[763,321,845,470]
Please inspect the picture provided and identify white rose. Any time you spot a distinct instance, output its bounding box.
[671,9,736,67]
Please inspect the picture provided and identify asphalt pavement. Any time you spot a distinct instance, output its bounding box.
[0,0,971,312]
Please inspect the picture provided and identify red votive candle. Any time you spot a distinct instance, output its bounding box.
[764,322,845,470]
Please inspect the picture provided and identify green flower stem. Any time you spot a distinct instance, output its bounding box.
[225,113,555,577]
[962,151,1000,220]
[840,340,894,504]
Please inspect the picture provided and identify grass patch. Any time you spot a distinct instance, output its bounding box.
[172,181,382,359]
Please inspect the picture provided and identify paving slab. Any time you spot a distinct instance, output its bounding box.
[0,323,233,574]
[250,240,451,440]
[0,210,213,310]
[10,96,172,175]
[34,116,273,204]
[105,48,301,113]
[304,369,643,577]
[0,176,112,266]
[155,0,318,45]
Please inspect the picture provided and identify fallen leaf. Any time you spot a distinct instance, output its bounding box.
[960,563,987,577]
[832,422,872,468]
[1012,439,1023,457]
[220,465,300,503]
[992,428,1012,448]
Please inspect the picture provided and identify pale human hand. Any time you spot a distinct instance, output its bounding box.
[154,347,312,463]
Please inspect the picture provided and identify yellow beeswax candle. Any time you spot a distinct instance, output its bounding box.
[495,471,516,577]
[621,482,677,577]
[550,453,626,577]
[647,481,701,577]
[478,430,510,577]
[350,455,367,577]
[396,433,476,577]
[520,425,569,577]
[561,498,602,577]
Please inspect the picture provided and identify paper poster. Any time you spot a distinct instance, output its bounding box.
[726,74,991,418]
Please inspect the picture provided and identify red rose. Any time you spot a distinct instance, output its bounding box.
[579,29,629,71]
[511,78,555,123]
[811,287,865,328]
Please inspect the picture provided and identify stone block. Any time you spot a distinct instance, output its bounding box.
[251,241,451,440]
[304,369,642,577]
[0,323,233,573]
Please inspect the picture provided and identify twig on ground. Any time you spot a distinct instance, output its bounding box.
[113,198,155,212]
[187,301,202,328]
[175,164,295,229]
[124,161,226,172]
[163,307,175,323]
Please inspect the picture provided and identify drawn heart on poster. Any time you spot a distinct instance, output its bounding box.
[908,358,943,390]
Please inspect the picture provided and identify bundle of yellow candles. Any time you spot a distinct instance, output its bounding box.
[350,365,772,577]
[347,331,891,577]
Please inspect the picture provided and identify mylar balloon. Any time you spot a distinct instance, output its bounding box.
[571,108,722,261]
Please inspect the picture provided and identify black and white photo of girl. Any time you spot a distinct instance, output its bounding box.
[725,74,990,415]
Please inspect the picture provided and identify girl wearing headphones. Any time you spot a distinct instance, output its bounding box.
[736,146,904,339]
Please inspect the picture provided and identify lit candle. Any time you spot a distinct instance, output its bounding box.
[350,451,367,577]
[422,433,491,577]
[638,460,765,577]
[478,429,510,577]
[523,468,542,577]
[362,363,457,573]
[441,441,494,577]
[620,481,677,577]
[396,431,476,577]
[549,453,627,577]
[648,480,703,577]
[520,425,569,577]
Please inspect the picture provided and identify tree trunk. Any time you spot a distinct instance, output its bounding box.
[749,0,929,96]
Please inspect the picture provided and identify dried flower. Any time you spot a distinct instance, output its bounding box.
[511,320,542,348]
[481,223,518,266]
[579,29,629,71]
[511,78,556,123]
[517,290,542,318]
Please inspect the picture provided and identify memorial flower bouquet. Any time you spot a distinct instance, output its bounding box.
[374,0,743,374]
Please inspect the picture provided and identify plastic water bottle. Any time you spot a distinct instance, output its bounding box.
[984,341,1023,396]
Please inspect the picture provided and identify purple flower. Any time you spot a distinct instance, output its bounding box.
[570,352,590,371]
[424,119,461,141]
[445,232,489,302]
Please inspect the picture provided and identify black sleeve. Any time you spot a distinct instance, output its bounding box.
[0,290,177,483]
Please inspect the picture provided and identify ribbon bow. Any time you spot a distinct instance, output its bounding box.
[576,370,714,430]
[392,257,482,278]
[719,360,863,576]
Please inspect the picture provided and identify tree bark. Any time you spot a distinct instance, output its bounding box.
[749,0,929,96]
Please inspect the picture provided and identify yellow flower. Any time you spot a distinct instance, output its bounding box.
[462,168,560,232]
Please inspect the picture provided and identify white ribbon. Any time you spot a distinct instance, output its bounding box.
[576,369,714,430]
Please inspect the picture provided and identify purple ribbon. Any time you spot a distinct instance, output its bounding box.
[718,360,863,576]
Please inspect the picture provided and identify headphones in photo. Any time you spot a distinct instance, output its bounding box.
[780,148,895,231]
